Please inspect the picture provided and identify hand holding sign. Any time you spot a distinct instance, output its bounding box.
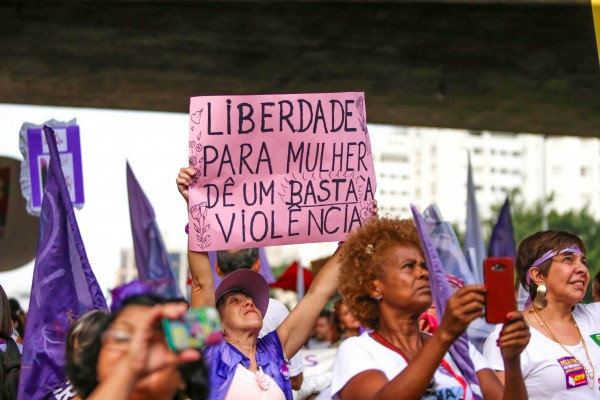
[188,92,377,251]
[176,166,195,204]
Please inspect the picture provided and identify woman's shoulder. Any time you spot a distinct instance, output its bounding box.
[337,331,386,358]
[574,302,600,330]
[574,302,600,321]
[575,301,600,315]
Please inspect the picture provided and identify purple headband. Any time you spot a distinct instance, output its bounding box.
[525,246,583,285]
[523,246,583,308]
[110,280,153,312]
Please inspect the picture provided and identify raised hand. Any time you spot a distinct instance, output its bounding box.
[438,284,486,341]
[497,311,530,362]
[176,166,195,204]
[126,303,200,379]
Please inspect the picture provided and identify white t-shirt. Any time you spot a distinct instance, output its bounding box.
[483,302,600,400]
[260,298,305,377]
[331,332,490,400]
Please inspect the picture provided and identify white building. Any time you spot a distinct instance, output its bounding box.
[116,125,600,288]
[116,247,190,299]
[369,125,600,225]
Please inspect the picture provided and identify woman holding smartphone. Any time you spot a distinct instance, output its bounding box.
[484,230,600,399]
[331,217,530,400]
[200,246,345,400]
[69,294,209,400]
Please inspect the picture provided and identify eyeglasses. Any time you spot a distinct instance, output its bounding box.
[101,329,133,350]
[102,327,167,350]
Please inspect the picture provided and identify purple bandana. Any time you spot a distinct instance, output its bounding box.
[524,246,583,308]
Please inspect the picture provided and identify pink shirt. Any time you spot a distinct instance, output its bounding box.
[225,365,286,400]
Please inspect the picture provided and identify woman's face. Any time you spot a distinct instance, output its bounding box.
[543,251,589,305]
[337,303,360,331]
[219,291,263,335]
[97,305,184,399]
[375,244,432,312]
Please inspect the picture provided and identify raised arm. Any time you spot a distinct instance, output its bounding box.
[339,285,487,400]
[478,311,529,400]
[188,250,216,308]
[276,245,342,360]
[277,200,378,360]
[177,166,215,308]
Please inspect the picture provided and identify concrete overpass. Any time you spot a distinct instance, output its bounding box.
[1,0,599,137]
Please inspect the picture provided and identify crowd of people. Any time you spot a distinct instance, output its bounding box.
[2,164,600,400]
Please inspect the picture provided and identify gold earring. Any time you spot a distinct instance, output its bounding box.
[533,284,547,309]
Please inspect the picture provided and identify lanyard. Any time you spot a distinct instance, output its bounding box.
[370,331,467,399]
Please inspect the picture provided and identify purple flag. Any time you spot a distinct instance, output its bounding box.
[424,204,492,352]
[464,154,486,283]
[127,162,182,299]
[488,197,527,309]
[208,247,276,285]
[423,204,477,285]
[19,126,108,400]
[488,197,516,258]
[411,204,481,399]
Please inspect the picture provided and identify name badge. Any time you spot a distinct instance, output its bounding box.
[557,356,588,389]
[589,333,600,346]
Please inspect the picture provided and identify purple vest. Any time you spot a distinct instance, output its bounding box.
[203,330,293,400]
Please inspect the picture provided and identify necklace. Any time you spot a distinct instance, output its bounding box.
[530,306,595,389]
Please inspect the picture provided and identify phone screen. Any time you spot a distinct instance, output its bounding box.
[163,307,222,352]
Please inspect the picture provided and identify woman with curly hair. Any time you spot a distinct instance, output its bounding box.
[331,217,530,400]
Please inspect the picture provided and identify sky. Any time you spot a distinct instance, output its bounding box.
[0,104,195,308]
[0,103,354,309]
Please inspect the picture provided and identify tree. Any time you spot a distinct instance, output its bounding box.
[485,190,600,302]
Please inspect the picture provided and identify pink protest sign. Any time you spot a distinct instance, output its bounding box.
[188,92,377,251]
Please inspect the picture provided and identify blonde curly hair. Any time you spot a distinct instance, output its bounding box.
[338,217,422,330]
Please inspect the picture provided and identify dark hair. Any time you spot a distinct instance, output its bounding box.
[66,310,111,396]
[516,230,586,300]
[67,311,113,398]
[8,298,26,339]
[68,294,209,399]
[8,298,23,315]
[593,272,600,298]
[217,249,259,275]
[331,298,346,340]
[0,285,13,339]
[180,358,210,400]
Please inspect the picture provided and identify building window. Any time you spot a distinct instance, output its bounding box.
[381,153,409,162]
[552,166,563,175]
[581,167,590,177]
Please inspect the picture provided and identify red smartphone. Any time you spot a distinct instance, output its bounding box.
[483,257,516,324]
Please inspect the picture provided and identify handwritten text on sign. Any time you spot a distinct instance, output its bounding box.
[188,92,377,251]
